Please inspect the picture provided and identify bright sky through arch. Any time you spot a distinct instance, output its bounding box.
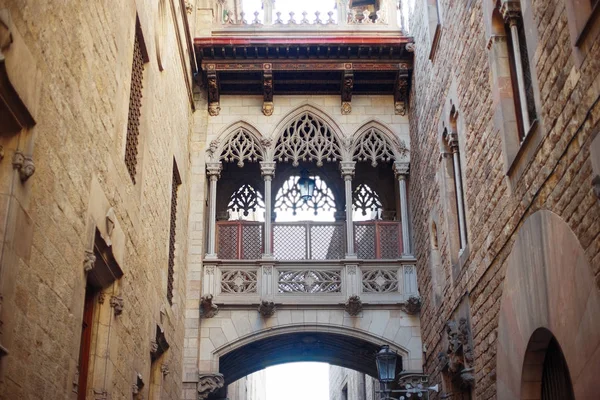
[266,362,330,400]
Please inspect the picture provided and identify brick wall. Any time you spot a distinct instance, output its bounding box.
[407,0,599,398]
[0,0,194,398]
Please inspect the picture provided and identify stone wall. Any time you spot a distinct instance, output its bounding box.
[329,366,380,400]
[408,0,600,398]
[0,0,194,399]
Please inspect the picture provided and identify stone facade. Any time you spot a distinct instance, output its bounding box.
[227,370,266,400]
[0,0,194,399]
[329,365,380,400]
[407,0,600,398]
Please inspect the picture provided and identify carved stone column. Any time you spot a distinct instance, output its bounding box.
[340,161,356,257]
[446,134,468,250]
[394,161,411,255]
[206,162,222,259]
[260,161,275,258]
[501,1,530,134]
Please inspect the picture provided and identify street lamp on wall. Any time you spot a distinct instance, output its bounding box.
[375,345,439,400]
[297,169,316,202]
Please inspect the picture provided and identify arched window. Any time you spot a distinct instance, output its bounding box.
[274,175,336,222]
[227,184,265,221]
[352,183,383,221]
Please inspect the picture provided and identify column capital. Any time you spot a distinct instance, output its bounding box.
[206,162,222,178]
[340,161,356,179]
[393,161,410,178]
[260,161,276,177]
[500,1,521,25]
[445,132,459,151]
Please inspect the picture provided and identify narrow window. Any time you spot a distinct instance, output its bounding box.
[167,160,182,304]
[503,3,537,141]
[125,19,146,183]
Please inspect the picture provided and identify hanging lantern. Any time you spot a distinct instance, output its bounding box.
[297,170,316,202]
[375,345,398,383]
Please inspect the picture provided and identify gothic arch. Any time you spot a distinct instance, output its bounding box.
[496,210,600,399]
[207,121,267,167]
[351,121,409,166]
[268,104,349,164]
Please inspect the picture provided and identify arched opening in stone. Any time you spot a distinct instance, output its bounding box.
[521,328,575,400]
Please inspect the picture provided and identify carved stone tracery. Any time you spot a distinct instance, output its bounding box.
[353,183,383,217]
[353,128,404,167]
[219,128,264,167]
[274,112,342,167]
[274,175,336,216]
[227,184,265,217]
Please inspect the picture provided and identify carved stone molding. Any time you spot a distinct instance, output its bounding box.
[109,296,124,316]
[500,1,521,25]
[339,161,356,179]
[260,161,276,177]
[200,294,219,318]
[438,317,475,390]
[400,295,422,315]
[258,300,276,317]
[198,373,225,400]
[206,162,222,179]
[393,161,410,178]
[344,295,362,316]
[592,175,600,200]
[83,250,96,273]
[486,34,507,50]
[12,151,35,182]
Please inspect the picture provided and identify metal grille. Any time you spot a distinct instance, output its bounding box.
[273,225,307,260]
[217,225,239,259]
[362,269,398,293]
[241,224,263,259]
[278,269,342,293]
[125,32,144,183]
[167,162,181,304]
[355,224,376,259]
[380,224,401,259]
[541,337,575,400]
[310,224,345,260]
[221,270,258,293]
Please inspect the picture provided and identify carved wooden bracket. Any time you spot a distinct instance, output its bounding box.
[198,373,225,400]
[206,65,220,116]
[262,63,273,116]
[341,67,353,115]
[394,72,409,116]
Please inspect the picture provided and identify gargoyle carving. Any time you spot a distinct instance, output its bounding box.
[200,294,219,318]
[258,300,276,317]
[198,373,225,399]
[344,295,363,316]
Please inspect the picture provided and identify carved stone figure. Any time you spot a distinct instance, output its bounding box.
[345,295,363,316]
[257,300,276,317]
[83,250,96,273]
[197,373,225,399]
[401,295,422,315]
[110,296,124,316]
[200,294,219,318]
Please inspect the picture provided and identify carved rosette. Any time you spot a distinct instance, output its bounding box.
[200,294,219,318]
[198,373,225,400]
[258,300,276,317]
[344,295,363,316]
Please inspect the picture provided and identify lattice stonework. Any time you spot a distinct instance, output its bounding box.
[310,224,345,260]
[353,183,383,217]
[221,270,258,293]
[273,225,306,260]
[125,32,144,183]
[354,224,376,259]
[217,225,239,259]
[167,162,182,304]
[274,112,342,167]
[380,224,401,259]
[228,184,265,217]
[274,175,336,216]
[241,224,263,259]
[278,270,342,293]
[220,128,264,167]
[353,128,400,167]
[362,269,399,293]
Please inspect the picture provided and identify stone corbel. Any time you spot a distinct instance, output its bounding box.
[206,65,220,116]
[200,294,219,318]
[262,64,273,116]
[438,317,475,390]
[341,66,353,115]
[109,295,124,316]
[83,250,96,273]
[258,300,276,317]
[198,373,225,400]
[393,161,410,178]
[344,295,362,316]
[394,71,409,116]
[12,151,35,182]
[400,295,422,315]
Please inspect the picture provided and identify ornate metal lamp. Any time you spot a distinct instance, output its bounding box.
[376,346,439,400]
[297,169,315,202]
